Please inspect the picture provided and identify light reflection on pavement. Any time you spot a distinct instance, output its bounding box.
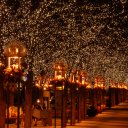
[6,101,128,128]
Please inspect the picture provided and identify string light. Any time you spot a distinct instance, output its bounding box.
[0,0,128,84]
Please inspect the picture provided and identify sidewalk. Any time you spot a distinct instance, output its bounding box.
[6,100,128,128]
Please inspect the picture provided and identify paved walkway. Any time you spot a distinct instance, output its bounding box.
[6,100,128,128]
[67,101,128,128]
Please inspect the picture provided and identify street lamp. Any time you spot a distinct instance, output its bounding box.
[80,71,87,120]
[54,62,67,81]
[53,62,67,128]
[80,71,87,86]
[4,39,27,128]
[94,76,104,113]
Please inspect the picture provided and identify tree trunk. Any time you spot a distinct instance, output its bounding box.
[61,82,67,128]
[10,92,14,106]
[70,85,76,126]
[0,83,6,128]
[24,70,33,128]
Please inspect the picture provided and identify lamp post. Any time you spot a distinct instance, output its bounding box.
[0,62,6,128]
[68,69,77,125]
[80,71,87,120]
[94,76,102,112]
[53,62,67,128]
[4,40,27,128]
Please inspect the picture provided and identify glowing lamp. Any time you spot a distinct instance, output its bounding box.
[80,71,87,85]
[37,99,40,103]
[4,40,27,68]
[69,68,76,83]
[4,40,27,57]
[54,62,67,80]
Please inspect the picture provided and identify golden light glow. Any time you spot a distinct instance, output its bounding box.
[16,48,19,54]
[4,40,27,57]
[56,86,64,90]
[54,63,67,80]
[86,82,92,89]
[37,99,40,103]
[94,76,105,88]
[55,75,63,80]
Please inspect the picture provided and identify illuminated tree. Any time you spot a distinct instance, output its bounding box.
[0,0,128,127]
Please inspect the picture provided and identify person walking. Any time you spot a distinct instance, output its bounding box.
[32,104,42,126]
[32,103,46,126]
